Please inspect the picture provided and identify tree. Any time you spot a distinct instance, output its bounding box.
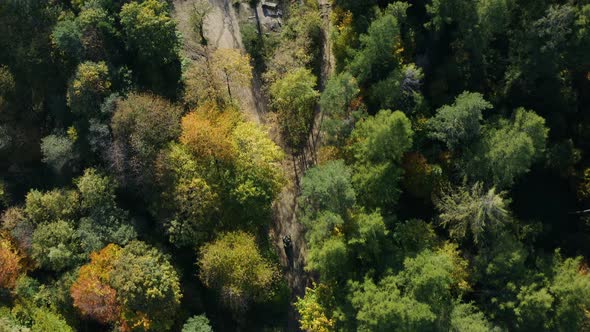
[211,48,253,102]
[183,60,226,107]
[74,170,136,254]
[198,231,278,312]
[306,237,350,282]
[51,17,83,60]
[550,255,590,330]
[31,308,74,332]
[428,92,492,150]
[369,63,424,113]
[110,241,182,331]
[298,160,356,222]
[71,242,181,330]
[349,109,413,209]
[350,109,413,167]
[319,72,360,144]
[188,1,213,46]
[295,285,335,332]
[348,11,402,85]
[396,245,469,319]
[76,1,117,60]
[0,237,22,289]
[179,107,237,164]
[108,241,182,331]
[464,108,548,188]
[112,93,182,161]
[31,220,82,271]
[182,314,213,332]
[166,177,218,247]
[24,189,80,225]
[270,68,319,152]
[433,182,510,244]
[111,93,182,190]
[75,168,116,212]
[71,244,122,325]
[450,303,493,332]
[67,61,111,116]
[350,276,436,331]
[40,134,76,173]
[119,0,180,63]
[304,212,345,254]
[229,121,285,223]
[348,211,390,268]
[514,283,554,330]
[350,245,471,331]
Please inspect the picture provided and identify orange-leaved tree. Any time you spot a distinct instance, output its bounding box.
[71,244,122,325]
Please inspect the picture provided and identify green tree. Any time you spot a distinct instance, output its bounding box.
[319,72,360,144]
[396,245,469,320]
[350,276,436,331]
[350,109,413,169]
[428,92,492,150]
[198,231,278,312]
[347,211,390,268]
[51,17,83,60]
[31,308,74,332]
[550,255,590,330]
[349,109,413,209]
[514,283,554,330]
[40,134,76,173]
[450,303,493,332]
[350,245,470,331]
[119,0,180,62]
[348,11,402,85]
[67,61,111,116]
[166,177,218,247]
[110,241,182,331]
[306,236,350,282]
[369,63,424,113]
[182,314,213,332]
[433,182,510,244]
[229,121,285,224]
[464,108,548,188]
[76,1,117,60]
[31,220,82,271]
[270,68,319,152]
[75,168,116,211]
[24,189,80,225]
[74,169,136,254]
[298,160,356,222]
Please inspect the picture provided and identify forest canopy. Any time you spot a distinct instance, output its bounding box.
[1,0,590,331]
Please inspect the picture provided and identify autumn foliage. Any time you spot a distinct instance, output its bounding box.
[180,104,239,163]
[71,244,122,325]
[0,237,22,289]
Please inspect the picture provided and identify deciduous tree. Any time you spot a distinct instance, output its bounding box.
[349,109,413,209]
[270,68,319,152]
[198,231,278,312]
[110,241,182,331]
[67,61,111,116]
[71,244,122,325]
